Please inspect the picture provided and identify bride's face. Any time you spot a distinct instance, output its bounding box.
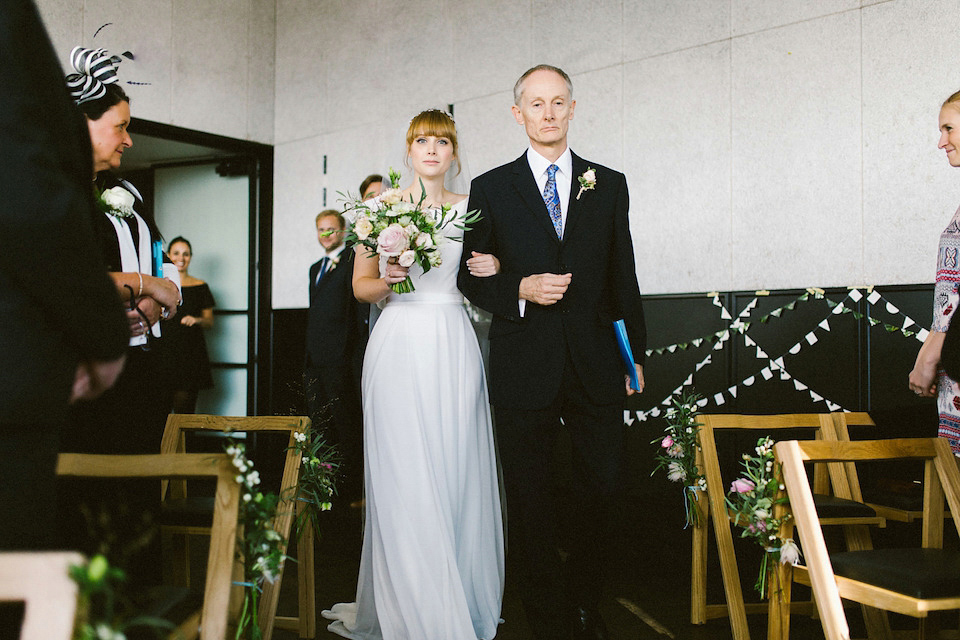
[408,135,454,178]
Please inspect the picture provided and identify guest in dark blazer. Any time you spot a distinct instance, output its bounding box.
[305,209,368,503]
[459,64,647,640]
[0,0,128,551]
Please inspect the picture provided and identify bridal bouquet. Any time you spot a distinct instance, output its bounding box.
[340,168,481,293]
[725,436,801,596]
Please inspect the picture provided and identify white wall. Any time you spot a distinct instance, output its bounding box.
[272,0,960,307]
[35,0,276,143]
[33,0,960,305]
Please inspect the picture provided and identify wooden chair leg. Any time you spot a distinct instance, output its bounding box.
[298,517,316,638]
[767,560,793,640]
[691,488,709,625]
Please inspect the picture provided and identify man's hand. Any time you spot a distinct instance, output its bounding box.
[626,364,644,396]
[70,354,126,403]
[519,273,572,306]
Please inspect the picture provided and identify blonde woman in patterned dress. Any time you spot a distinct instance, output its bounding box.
[909,89,960,456]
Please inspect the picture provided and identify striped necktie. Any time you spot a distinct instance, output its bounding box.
[543,164,562,238]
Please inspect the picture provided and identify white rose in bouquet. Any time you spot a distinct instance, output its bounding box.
[414,232,434,249]
[380,188,403,206]
[354,216,373,241]
[398,250,416,268]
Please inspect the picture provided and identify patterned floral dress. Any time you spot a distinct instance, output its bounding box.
[934,205,960,455]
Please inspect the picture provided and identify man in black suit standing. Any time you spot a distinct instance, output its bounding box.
[459,64,646,640]
[0,0,128,552]
[305,209,368,505]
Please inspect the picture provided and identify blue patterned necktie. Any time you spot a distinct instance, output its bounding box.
[542,164,562,238]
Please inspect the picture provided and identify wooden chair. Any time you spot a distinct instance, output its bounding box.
[776,437,960,640]
[693,413,888,640]
[56,452,240,640]
[0,551,84,640]
[159,414,314,640]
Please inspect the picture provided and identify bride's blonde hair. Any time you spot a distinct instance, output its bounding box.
[405,109,461,176]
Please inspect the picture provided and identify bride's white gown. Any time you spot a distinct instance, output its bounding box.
[323,199,505,640]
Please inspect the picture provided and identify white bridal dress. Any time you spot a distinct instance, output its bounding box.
[323,199,505,640]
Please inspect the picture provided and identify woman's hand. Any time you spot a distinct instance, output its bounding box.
[466,251,500,278]
[384,256,410,286]
[909,330,945,397]
[909,359,938,397]
[181,315,199,327]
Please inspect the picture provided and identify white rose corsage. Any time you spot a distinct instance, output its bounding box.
[576,168,597,200]
[98,186,136,218]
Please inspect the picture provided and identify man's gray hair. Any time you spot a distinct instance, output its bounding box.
[513,64,573,105]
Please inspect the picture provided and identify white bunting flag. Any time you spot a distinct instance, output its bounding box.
[819,319,831,331]
[918,328,930,342]
[756,346,769,359]
[886,302,900,315]
[667,344,677,353]
[789,343,802,355]
[720,307,732,320]
[728,386,738,398]
[780,369,790,381]
[793,379,808,391]
[684,374,694,385]
[623,410,634,426]
[848,289,863,302]
[902,317,915,329]
[805,332,818,346]
[773,357,785,369]
[636,411,647,422]
[744,376,756,386]
[827,401,841,411]
[832,302,846,315]
[650,407,661,418]
[744,335,756,347]
[697,398,709,408]
[761,367,773,380]
[714,392,725,406]
[810,391,823,403]
[867,290,881,305]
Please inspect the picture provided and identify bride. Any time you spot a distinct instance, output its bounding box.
[322,109,505,639]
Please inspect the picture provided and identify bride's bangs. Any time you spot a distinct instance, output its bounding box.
[407,110,458,148]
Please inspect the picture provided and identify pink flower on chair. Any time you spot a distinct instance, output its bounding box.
[730,478,755,493]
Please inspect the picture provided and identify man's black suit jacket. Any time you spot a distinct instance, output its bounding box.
[459,151,646,410]
[0,0,128,423]
[305,249,368,375]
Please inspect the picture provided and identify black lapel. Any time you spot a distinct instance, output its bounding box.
[564,152,590,240]
[511,154,561,244]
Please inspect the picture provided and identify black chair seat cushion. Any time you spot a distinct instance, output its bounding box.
[159,497,215,527]
[813,493,877,519]
[830,548,960,599]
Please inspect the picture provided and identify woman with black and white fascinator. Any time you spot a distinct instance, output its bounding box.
[61,41,181,580]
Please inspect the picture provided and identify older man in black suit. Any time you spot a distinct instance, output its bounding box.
[305,209,368,505]
[459,64,646,640]
[0,0,128,552]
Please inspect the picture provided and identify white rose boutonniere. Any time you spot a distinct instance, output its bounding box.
[576,168,597,201]
[98,186,136,218]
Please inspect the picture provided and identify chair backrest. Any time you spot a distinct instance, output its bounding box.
[0,551,84,640]
[159,414,311,636]
[693,412,876,640]
[775,437,960,640]
[57,453,240,640]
